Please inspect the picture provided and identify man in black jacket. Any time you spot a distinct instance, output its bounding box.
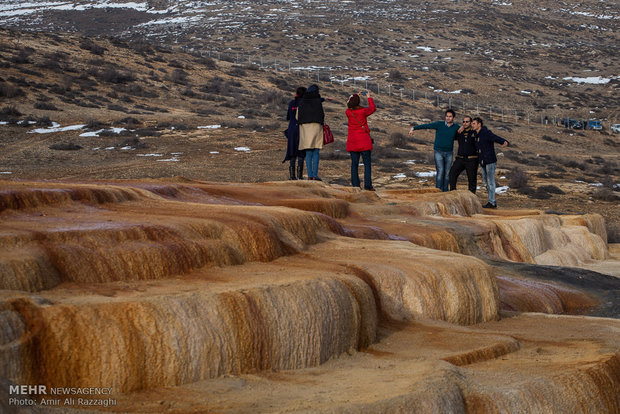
[472,117,509,209]
[449,116,478,193]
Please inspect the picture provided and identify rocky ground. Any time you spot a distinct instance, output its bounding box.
[0,27,618,239]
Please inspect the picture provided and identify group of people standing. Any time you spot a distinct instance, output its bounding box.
[283,84,376,189]
[283,84,328,181]
[409,109,509,208]
[284,87,509,208]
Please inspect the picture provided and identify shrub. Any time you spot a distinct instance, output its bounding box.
[537,185,565,194]
[607,222,620,243]
[107,104,129,112]
[508,167,529,188]
[390,132,408,147]
[49,143,82,151]
[34,101,59,110]
[229,66,247,77]
[259,89,287,108]
[1,105,21,117]
[536,172,563,179]
[11,47,34,64]
[388,69,403,80]
[98,67,135,84]
[36,116,53,127]
[592,188,619,202]
[79,38,106,55]
[118,117,142,127]
[528,188,552,199]
[181,87,198,98]
[120,137,147,149]
[542,135,560,144]
[0,82,24,98]
[170,69,188,84]
[564,160,586,170]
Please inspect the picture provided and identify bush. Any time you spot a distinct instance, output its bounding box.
[34,101,59,111]
[118,117,142,128]
[528,188,552,199]
[170,69,188,84]
[537,185,565,194]
[592,188,619,202]
[98,67,135,84]
[79,38,106,55]
[193,56,217,69]
[11,47,34,64]
[36,116,53,127]
[1,105,21,117]
[607,222,620,243]
[167,59,185,68]
[229,66,247,77]
[508,167,529,188]
[49,143,82,150]
[564,160,586,170]
[0,82,24,98]
[388,69,403,80]
[259,89,287,108]
[107,104,129,113]
[390,132,408,147]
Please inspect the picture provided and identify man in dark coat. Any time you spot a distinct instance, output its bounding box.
[472,117,509,209]
[449,115,478,193]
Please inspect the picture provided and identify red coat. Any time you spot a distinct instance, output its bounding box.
[346,97,376,152]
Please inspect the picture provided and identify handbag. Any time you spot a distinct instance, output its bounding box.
[351,112,374,144]
[323,124,334,145]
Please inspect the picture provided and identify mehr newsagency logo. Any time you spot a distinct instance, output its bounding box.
[8,384,116,408]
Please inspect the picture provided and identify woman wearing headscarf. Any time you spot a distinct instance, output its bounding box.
[297,84,325,181]
[283,86,306,180]
[346,90,376,190]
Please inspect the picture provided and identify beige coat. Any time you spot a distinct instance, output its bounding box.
[298,122,323,150]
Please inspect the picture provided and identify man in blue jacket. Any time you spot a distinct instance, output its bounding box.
[409,109,460,192]
[471,117,509,209]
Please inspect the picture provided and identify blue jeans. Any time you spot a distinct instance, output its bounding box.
[305,148,320,179]
[434,150,453,192]
[480,162,497,205]
[350,150,372,189]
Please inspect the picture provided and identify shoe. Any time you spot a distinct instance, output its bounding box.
[289,165,297,180]
[314,177,322,181]
[364,186,375,191]
[483,202,497,209]
[296,162,304,180]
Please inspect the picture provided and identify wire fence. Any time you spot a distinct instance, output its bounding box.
[189,47,618,132]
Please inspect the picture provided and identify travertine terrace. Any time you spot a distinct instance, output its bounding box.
[0,179,618,412]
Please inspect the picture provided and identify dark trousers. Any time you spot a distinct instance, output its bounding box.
[449,156,478,193]
[350,150,372,189]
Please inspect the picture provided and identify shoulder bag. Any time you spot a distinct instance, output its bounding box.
[323,124,334,145]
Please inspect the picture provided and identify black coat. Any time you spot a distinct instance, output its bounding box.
[297,86,324,125]
[283,97,303,162]
[475,126,508,166]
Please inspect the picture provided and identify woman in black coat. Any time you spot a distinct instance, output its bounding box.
[297,84,325,181]
[283,87,306,180]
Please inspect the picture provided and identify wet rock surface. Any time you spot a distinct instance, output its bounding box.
[0,179,618,412]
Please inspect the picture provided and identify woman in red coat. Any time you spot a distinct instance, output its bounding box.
[346,91,376,190]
